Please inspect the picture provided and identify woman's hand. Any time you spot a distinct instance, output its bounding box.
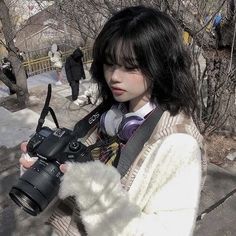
[19,142,38,175]
[20,141,68,174]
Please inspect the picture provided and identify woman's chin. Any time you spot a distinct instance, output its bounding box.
[113,96,128,103]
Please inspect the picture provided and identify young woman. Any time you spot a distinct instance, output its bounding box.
[48,44,63,85]
[20,5,207,236]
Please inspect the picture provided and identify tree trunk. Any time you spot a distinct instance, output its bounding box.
[0,70,24,95]
[201,50,235,134]
[0,0,29,107]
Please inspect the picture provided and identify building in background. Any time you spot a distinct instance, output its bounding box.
[14,4,82,53]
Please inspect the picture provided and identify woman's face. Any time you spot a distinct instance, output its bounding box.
[103,64,151,112]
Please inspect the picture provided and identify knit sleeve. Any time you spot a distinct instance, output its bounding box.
[127,135,202,235]
[58,133,202,236]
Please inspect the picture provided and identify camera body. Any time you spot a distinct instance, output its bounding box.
[27,126,91,163]
[9,126,92,216]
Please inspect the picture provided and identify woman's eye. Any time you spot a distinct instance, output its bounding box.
[104,62,114,67]
[124,66,138,71]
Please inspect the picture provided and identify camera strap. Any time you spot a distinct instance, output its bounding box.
[117,106,164,178]
[36,84,59,133]
[72,100,113,139]
[36,83,112,139]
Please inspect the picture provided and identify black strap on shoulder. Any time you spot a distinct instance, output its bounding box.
[36,84,59,132]
[71,100,112,139]
[117,106,164,178]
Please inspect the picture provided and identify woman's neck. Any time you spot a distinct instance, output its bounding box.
[128,92,151,112]
[129,99,150,112]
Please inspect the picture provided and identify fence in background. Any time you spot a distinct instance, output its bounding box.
[23,46,93,77]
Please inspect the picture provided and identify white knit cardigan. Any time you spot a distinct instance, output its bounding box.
[55,112,203,236]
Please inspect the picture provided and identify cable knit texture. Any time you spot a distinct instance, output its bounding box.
[58,133,202,236]
[46,111,205,236]
[59,161,140,236]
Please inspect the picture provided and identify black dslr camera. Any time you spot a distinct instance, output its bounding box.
[9,84,111,216]
[9,126,91,216]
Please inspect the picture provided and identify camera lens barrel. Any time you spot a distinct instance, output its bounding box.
[9,160,62,216]
[9,180,45,216]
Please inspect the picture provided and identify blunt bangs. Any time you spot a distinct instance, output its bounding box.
[101,33,139,69]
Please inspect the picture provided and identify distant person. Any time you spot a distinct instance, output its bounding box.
[16,47,28,78]
[65,47,86,100]
[1,57,17,95]
[16,47,25,62]
[48,44,63,85]
[213,13,222,28]
[213,13,222,48]
[73,79,102,106]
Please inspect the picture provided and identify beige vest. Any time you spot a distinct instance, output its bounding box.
[121,111,207,191]
[47,111,207,236]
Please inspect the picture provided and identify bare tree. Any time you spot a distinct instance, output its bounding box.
[0,0,29,107]
[168,0,236,135]
[35,0,112,45]
[34,0,236,135]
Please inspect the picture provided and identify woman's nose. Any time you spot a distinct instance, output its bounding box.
[110,66,122,82]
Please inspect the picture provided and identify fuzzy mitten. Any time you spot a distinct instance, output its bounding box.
[59,160,140,236]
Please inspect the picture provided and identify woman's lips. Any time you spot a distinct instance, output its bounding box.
[111,87,125,96]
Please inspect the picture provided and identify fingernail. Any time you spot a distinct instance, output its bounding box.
[60,164,67,173]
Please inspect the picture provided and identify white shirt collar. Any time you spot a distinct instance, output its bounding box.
[118,102,156,118]
[134,102,156,118]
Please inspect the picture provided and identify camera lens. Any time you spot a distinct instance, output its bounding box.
[9,188,40,216]
[9,160,61,216]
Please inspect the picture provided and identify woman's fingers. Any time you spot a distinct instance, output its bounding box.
[19,155,36,169]
[19,143,37,176]
[20,142,28,153]
[60,164,68,173]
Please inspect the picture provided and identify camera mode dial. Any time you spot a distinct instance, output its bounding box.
[69,141,81,151]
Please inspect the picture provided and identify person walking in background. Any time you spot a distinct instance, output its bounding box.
[48,44,63,86]
[16,47,28,78]
[19,6,206,236]
[73,79,102,106]
[1,57,17,95]
[65,47,86,100]
[16,47,25,62]
[213,12,222,48]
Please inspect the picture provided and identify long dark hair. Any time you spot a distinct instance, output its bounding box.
[91,5,198,116]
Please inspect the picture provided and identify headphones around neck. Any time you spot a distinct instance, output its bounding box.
[99,106,144,142]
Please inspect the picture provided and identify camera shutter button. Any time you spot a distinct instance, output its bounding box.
[69,141,81,151]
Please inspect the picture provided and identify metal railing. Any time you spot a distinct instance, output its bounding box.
[23,46,93,77]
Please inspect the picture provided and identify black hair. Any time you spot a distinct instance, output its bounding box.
[91,5,198,116]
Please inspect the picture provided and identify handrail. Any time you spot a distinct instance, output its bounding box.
[23,47,93,76]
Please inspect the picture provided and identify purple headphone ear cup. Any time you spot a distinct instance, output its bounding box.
[118,115,144,141]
